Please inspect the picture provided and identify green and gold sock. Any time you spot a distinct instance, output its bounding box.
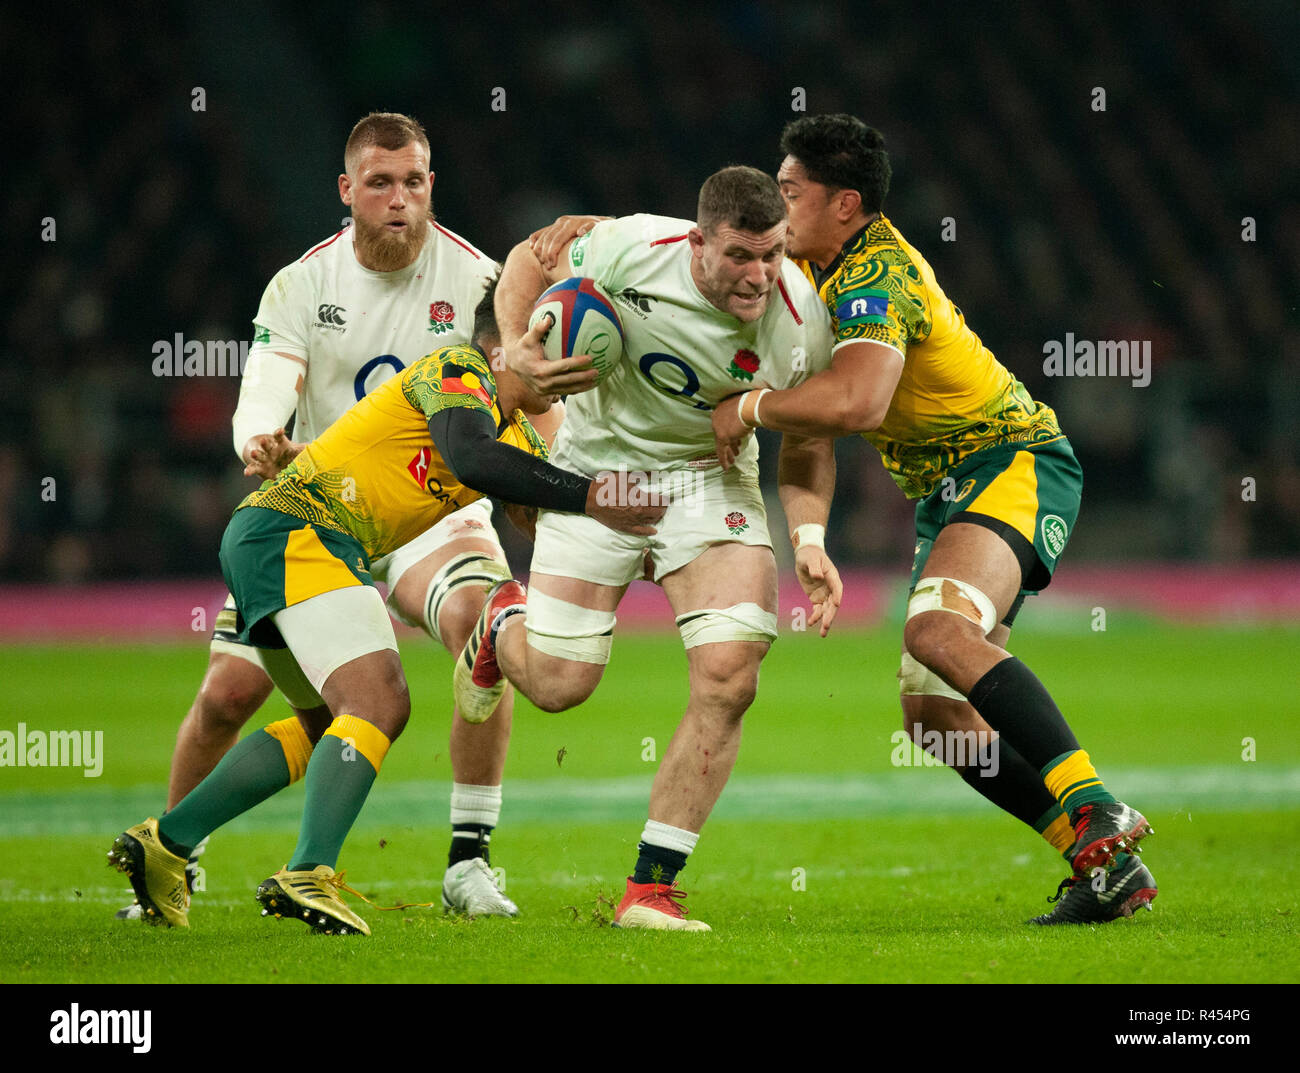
[288,714,391,872]
[1042,748,1117,818]
[159,716,313,854]
[1033,803,1077,860]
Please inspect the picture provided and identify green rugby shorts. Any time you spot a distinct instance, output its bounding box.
[218,506,373,648]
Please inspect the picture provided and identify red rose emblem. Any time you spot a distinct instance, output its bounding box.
[724,511,748,534]
[728,348,760,382]
[430,301,455,324]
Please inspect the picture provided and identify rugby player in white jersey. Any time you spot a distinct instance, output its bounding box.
[454,166,843,931]
[119,112,548,920]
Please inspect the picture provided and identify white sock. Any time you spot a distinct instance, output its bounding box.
[640,819,699,855]
[450,783,502,828]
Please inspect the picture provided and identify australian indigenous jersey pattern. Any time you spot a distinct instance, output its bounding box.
[238,346,546,559]
[796,215,1062,499]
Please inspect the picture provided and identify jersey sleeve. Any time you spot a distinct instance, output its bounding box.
[828,254,930,356]
[401,347,499,422]
[231,264,312,457]
[249,263,311,363]
[507,412,550,461]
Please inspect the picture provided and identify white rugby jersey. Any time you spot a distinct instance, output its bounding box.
[554,214,833,475]
[233,220,497,453]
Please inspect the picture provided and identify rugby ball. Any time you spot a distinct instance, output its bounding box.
[528,278,624,386]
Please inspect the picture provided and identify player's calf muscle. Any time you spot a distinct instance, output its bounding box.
[903,693,989,743]
[518,649,601,712]
[493,623,599,711]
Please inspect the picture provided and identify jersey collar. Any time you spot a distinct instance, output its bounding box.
[807,214,878,291]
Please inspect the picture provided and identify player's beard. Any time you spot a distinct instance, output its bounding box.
[352,212,431,272]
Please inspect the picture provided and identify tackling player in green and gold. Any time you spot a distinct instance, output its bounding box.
[108,278,664,934]
[710,114,1156,925]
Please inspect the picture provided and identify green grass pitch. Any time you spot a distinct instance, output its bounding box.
[1,616,1297,984]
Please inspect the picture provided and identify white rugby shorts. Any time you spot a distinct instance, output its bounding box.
[530,464,771,586]
[267,584,400,703]
[370,497,502,590]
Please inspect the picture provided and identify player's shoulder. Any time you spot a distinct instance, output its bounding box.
[824,216,929,309]
[851,215,927,277]
[402,344,498,412]
[409,342,492,377]
[598,214,694,250]
[292,224,356,269]
[261,225,354,292]
[424,222,499,314]
[252,227,350,314]
[427,220,492,265]
[573,215,693,287]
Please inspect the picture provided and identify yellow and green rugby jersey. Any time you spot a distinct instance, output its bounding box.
[237,345,547,560]
[795,215,1062,499]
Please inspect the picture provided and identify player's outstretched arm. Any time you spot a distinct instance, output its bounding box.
[713,340,905,469]
[777,433,842,637]
[232,347,307,467]
[428,407,665,536]
[497,240,598,397]
[241,428,305,479]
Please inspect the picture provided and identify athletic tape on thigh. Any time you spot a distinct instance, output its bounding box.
[209,636,268,670]
[906,577,998,636]
[898,651,967,701]
[421,553,512,640]
[675,603,778,649]
[524,589,616,665]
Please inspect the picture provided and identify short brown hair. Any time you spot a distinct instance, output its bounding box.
[344,112,430,175]
[697,166,786,236]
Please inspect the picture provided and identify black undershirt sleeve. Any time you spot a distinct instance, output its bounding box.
[427,407,591,514]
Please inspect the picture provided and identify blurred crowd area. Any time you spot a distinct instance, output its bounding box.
[3,1,1297,583]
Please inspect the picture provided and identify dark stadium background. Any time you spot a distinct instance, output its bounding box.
[3,0,1297,588]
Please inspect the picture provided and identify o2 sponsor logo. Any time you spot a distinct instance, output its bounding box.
[638,352,710,411]
[354,354,405,400]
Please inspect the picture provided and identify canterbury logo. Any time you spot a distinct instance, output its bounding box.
[618,287,656,315]
[317,304,347,326]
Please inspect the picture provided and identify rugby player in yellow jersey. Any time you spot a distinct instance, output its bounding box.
[108,280,664,933]
[709,114,1156,924]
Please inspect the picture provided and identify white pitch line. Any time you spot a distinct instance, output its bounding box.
[1,765,1298,837]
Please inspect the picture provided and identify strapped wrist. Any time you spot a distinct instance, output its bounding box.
[792,523,826,551]
[738,388,771,429]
